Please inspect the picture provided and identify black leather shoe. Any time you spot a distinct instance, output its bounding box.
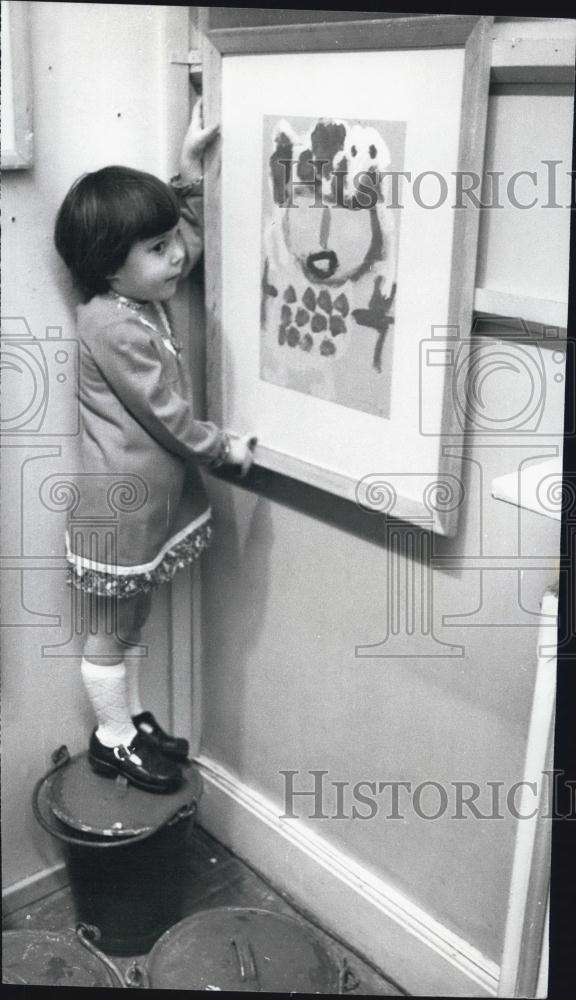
[88,729,183,793]
[132,711,190,762]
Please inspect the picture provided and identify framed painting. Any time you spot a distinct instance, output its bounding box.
[1,0,33,169]
[202,15,493,535]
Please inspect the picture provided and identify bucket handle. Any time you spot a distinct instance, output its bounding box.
[124,960,150,989]
[32,745,196,848]
[124,950,362,992]
[75,922,127,988]
[338,957,360,993]
[231,933,260,986]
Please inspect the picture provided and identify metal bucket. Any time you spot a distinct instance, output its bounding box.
[2,923,125,987]
[32,746,201,956]
[125,906,359,992]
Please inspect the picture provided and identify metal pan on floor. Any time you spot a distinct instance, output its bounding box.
[2,923,126,987]
[125,905,359,993]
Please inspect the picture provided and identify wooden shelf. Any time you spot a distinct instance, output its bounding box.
[474,288,568,330]
[492,455,563,520]
[491,36,576,83]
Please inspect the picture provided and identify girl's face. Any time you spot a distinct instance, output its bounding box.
[108,226,185,302]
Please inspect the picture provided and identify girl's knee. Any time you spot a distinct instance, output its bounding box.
[83,594,135,653]
[122,592,153,644]
[133,592,153,632]
[81,591,153,651]
[83,632,126,663]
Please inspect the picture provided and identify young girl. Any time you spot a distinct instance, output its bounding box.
[55,103,255,794]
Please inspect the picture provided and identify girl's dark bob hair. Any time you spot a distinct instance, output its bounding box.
[54,165,180,299]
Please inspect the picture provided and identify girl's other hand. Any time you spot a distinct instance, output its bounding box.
[180,99,220,183]
[225,434,257,478]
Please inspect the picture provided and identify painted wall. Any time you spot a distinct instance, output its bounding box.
[198,27,573,971]
[1,2,191,889]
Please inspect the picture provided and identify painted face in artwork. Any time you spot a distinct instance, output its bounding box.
[269,120,393,287]
[280,204,378,285]
[261,116,405,420]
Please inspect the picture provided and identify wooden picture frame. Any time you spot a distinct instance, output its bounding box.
[201,14,493,536]
[1,0,34,170]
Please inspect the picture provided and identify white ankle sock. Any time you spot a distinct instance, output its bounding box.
[80,658,138,748]
[124,659,144,717]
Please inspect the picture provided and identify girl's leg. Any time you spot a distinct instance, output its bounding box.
[83,593,140,664]
[79,590,181,792]
[81,594,142,747]
[123,593,190,761]
[128,592,153,645]
[123,592,153,718]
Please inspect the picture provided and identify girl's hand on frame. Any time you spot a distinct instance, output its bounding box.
[179,99,220,183]
[225,434,257,478]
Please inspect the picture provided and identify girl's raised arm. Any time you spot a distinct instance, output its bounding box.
[171,99,220,277]
[179,98,219,185]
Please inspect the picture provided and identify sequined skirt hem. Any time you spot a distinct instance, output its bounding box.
[66,519,213,598]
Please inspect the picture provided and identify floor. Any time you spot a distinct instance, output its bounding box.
[3,824,406,993]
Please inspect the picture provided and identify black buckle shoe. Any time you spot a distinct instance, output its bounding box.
[88,729,183,793]
[132,711,190,762]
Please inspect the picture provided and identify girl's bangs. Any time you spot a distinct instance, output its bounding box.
[128,180,180,240]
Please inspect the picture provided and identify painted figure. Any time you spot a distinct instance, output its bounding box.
[261,116,405,418]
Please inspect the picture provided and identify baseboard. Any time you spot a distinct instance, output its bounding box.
[195,755,500,998]
[2,862,68,917]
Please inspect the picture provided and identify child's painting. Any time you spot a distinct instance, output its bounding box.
[260,115,406,419]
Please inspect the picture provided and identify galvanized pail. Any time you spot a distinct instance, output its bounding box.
[33,745,201,955]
